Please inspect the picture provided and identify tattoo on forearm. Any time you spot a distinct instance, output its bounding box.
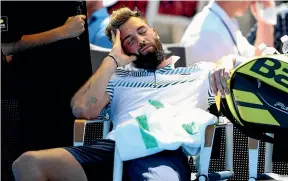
[86,96,97,106]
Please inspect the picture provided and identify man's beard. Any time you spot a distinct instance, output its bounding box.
[131,39,164,70]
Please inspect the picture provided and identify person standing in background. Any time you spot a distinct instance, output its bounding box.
[180,0,275,65]
[180,1,276,180]
[86,0,118,48]
[247,2,288,164]
[1,1,92,181]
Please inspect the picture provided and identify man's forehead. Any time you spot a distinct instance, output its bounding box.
[119,17,147,36]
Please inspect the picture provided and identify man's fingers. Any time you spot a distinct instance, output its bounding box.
[221,72,229,95]
[80,19,85,26]
[74,15,86,20]
[223,68,230,79]
[223,68,231,94]
[78,15,86,20]
[210,72,218,95]
[111,29,120,46]
[262,0,275,8]
[115,29,121,44]
[111,30,116,43]
[215,69,225,98]
[250,2,257,14]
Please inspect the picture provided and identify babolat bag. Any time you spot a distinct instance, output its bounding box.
[217,55,288,143]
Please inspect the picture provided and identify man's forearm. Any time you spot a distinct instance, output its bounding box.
[1,26,67,56]
[254,23,274,56]
[71,57,117,116]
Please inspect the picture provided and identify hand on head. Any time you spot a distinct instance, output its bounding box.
[109,29,137,67]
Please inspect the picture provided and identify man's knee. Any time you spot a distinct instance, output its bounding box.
[12,148,88,181]
[12,151,44,179]
[13,151,37,170]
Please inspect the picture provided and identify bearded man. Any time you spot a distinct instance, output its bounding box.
[12,7,242,181]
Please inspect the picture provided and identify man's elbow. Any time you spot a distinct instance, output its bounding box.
[1,43,13,56]
[72,105,101,120]
[70,97,88,119]
[72,105,86,119]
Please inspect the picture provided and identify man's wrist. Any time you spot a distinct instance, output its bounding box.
[56,26,70,40]
[257,22,274,31]
[107,54,119,67]
[103,55,118,71]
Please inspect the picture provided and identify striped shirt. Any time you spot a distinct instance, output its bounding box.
[100,56,216,128]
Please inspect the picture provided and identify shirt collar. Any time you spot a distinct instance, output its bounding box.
[117,56,180,73]
[157,55,180,71]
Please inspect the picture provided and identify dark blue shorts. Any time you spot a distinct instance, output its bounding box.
[64,139,190,181]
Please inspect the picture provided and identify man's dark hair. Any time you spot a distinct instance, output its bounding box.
[105,7,146,42]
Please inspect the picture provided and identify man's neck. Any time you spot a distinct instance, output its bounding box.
[156,58,171,69]
[216,1,236,18]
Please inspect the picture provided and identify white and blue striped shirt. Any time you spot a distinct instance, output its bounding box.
[100,56,216,128]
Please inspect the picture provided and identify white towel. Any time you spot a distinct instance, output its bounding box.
[110,99,218,161]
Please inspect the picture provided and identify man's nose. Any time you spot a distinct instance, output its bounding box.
[137,36,146,48]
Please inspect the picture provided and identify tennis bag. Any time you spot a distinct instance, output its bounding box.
[217,55,288,143]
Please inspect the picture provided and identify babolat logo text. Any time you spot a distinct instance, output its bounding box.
[1,16,8,31]
[250,58,288,88]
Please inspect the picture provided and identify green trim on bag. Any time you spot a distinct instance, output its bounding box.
[136,115,158,149]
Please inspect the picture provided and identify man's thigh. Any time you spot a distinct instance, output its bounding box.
[125,148,190,181]
[64,139,115,181]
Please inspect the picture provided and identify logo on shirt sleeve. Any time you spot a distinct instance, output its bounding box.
[1,16,8,31]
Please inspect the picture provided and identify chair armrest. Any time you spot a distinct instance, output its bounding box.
[215,117,232,127]
[215,117,234,171]
[74,119,109,146]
